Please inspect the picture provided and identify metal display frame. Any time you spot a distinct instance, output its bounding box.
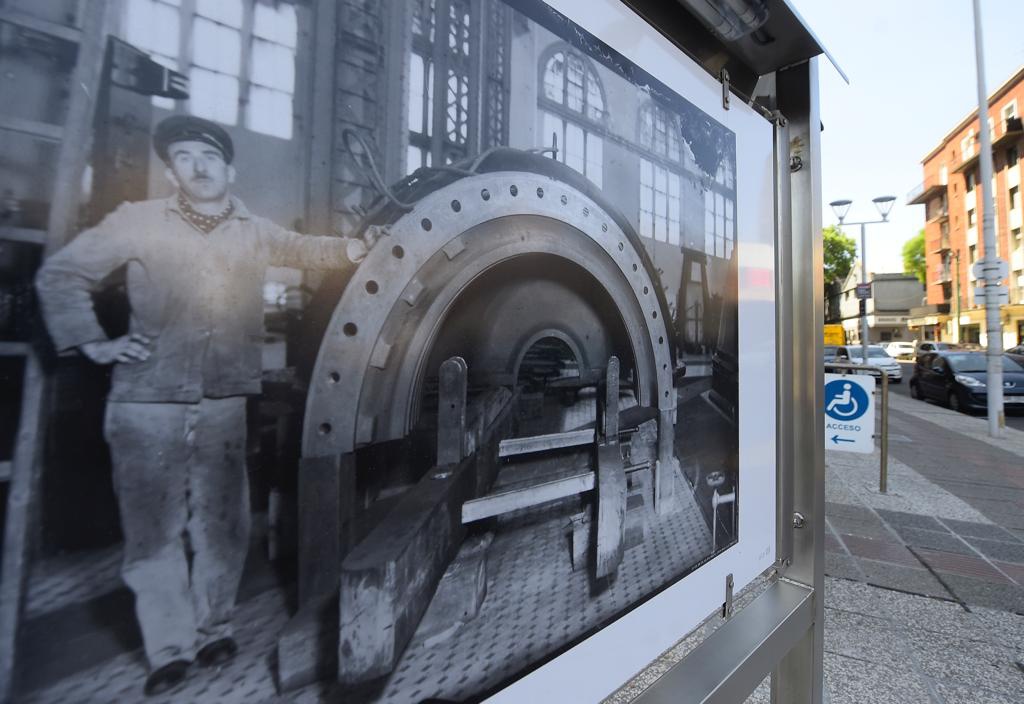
[620,32,827,704]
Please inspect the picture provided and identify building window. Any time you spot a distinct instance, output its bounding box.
[967,208,977,228]
[636,103,682,243]
[961,130,975,161]
[966,170,976,192]
[538,46,605,187]
[1008,146,1020,169]
[705,189,734,258]
[639,160,680,244]
[123,0,298,139]
[407,0,482,173]
[1002,99,1018,125]
[1011,185,1021,213]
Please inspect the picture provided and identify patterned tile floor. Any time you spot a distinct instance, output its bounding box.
[17,388,725,704]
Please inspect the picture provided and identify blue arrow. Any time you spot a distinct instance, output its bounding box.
[831,435,855,445]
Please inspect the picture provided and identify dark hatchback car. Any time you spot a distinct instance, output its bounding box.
[910,351,1024,413]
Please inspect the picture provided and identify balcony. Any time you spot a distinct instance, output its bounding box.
[907,177,948,206]
[929,232,951,254]
[992,116,1023,150]
[926,205,949,224]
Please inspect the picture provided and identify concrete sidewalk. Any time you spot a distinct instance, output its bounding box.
[611,393,1024,704]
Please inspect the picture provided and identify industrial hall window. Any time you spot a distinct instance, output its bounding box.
[408,0,486,173]
[637,103,681,245]
[123,0,299,140]
[705,160,736,259]
[538,46,605,188]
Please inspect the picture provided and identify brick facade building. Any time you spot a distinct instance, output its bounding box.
[906,66,1023,347]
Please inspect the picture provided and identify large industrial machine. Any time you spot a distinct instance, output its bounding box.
[277,141,738,691]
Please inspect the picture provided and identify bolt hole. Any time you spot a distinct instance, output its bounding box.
[421,218,432,231]
[560,194,568,205]
[450,199,461,212]
[510,185,518,196]
[318,422,332,435]
[618,242,624,251]
[602,223,608,232]
[643,286,649,294]
[343,322,358,337]
[365,280,379,294]
[328,371,340,383]
[663,364,668,371]
[632,263,638,272]
[659,336,664,344]
[664,390,670,398]
[392,245,405,259]
[536,187,544,198]
[652,310,658,319]
[480,188,490,201]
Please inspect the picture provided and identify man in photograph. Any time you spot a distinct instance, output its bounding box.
[35,115,377,696]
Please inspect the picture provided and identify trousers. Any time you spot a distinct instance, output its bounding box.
[104,397,250,669]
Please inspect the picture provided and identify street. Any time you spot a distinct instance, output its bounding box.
[892,361,1024,432]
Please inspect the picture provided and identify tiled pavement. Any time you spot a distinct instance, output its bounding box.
[609,388,1024,704]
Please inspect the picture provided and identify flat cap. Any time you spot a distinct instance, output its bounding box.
[153,115,234,164]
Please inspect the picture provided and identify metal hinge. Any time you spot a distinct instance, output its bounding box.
[721,573,734,619]
[768,110,787,127]
[720,68,731,110]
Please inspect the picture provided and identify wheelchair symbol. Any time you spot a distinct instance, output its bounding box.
[826,383,858,417]
[824,379,869,421]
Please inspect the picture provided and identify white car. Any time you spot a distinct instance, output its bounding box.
[883,341,915,359]
[834,345,903,383]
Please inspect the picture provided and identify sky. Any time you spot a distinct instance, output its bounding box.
[788,0,1024,274]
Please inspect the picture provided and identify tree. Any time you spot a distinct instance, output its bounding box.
[823,225,857,285]
[902,229,926,284]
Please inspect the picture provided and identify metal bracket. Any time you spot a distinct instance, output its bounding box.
[792,512,806,529]
[768,109,788,127]
[721,573,734,619]
[720,68,731,110]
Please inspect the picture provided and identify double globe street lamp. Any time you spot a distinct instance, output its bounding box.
[829,196,897,368]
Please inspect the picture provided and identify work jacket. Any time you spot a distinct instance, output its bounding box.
[36,195,364,402]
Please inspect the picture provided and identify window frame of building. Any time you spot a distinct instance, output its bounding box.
[122,0,300,140]
[1002,99,1018,126]
[537,43,607,188]
[636,101,683,244]
[408,0,490,174]
[961,129,975,161]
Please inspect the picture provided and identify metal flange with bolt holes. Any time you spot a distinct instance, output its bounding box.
[302,170,675,458]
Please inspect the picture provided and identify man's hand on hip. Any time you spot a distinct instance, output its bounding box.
[80,334,152,364]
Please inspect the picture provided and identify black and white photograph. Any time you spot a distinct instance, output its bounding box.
[0,1,766,702]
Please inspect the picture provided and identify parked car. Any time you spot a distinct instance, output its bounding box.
[882,341,915,359]
[910,351,1024,413]
[1007,344,1024,366]
[834,345,903,383]
[914,341,962,358]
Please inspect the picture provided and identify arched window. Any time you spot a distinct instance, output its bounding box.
[637,103,681,244]
[538,47,605,187]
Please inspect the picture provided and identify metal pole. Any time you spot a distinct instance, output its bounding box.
[879,371,888,494]
[860,222,869,364]
[971,0,1005,436]
[953,249,962,343]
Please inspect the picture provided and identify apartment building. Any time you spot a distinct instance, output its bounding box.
[906,67,1024,347]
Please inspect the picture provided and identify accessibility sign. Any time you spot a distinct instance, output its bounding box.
[824,373,875,454]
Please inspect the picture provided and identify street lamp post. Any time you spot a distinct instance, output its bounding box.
[829,196,897,367]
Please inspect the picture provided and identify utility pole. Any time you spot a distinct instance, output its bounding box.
[953,249,961,343]
[971,0,1005,436]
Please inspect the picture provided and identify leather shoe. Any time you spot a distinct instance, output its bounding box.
[144,659,189,696]
[196,637,238,668]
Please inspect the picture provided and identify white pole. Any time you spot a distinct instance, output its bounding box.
[971,0,1004,436]
[860,222,869,365]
